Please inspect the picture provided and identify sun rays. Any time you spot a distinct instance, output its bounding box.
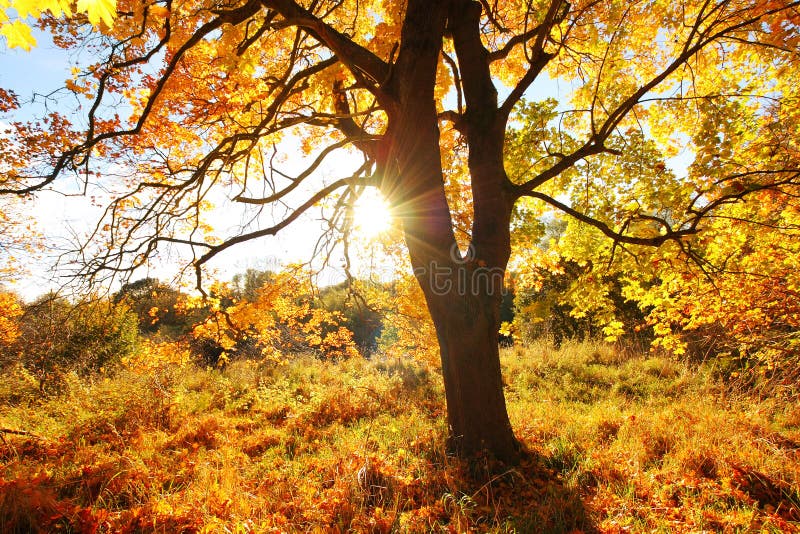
[352,188,392,239]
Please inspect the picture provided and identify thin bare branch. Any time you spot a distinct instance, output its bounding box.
[193,174,378,293]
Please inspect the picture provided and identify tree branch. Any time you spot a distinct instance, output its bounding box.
[260,0,389,95]
[488,23,544,62]
[234,141,373,204]
[514,0,800,197]
[522,190,696,245]
[193,174,378,294]
[512,141,614,196]
[0,0,264,196]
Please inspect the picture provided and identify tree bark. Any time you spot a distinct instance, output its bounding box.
[420,261,520,462]
[376,0,520,462]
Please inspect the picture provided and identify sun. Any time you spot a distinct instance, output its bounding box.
[353,189,392,239]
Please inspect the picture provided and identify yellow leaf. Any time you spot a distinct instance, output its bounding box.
[41,0,73,17]
[0,19,36,50]
[149,4,168,19]
[8,0,71,18]
[76,0,116,27]
[10,0,41,17]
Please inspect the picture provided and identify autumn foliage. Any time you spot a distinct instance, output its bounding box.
[1,341,798,532]
[1,0,800,521]
[192,269,361,363]
[0,291,21,345]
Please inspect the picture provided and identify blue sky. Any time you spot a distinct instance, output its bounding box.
[1,28,73,112]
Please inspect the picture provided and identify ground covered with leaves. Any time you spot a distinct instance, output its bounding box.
[1,342,798,533]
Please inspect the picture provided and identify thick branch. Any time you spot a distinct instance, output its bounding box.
[497,51,553,122]
[513,142,614,196]
[260,0,389,93]
[496,0,567,119]
[477,0,508,33]
[488,23,544,62]
[449,0,498,132]
[522,191,696,245]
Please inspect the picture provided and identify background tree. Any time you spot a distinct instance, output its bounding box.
[0,290,22,347]
[2,0,799,460]
[112,277,205,337]
[318,279,384,353]
[4,294,139,392]
[192,269,360,363]
[230,269,276,302]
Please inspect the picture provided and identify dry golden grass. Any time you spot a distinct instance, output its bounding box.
[1,342,798,532]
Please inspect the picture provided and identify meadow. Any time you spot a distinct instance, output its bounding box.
[1,340,798,533]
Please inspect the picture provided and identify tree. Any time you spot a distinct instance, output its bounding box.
[231,269,275,302]
[0,290,22,347]
[2,0,799,461]
[114,277,190,335]
[192,269,360,362]
[0,188,41,285]
[7,294,139,392]
[318,279,384,352]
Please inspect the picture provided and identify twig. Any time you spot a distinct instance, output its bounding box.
[0,427,44,439]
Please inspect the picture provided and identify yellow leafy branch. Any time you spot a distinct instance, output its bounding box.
[1,0,116,50]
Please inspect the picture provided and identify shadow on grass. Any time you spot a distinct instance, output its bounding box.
[436,449,597,533]
[1,435,597,533]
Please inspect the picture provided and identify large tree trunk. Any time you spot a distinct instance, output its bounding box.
[421,262,520,462]
[378,0,520,462]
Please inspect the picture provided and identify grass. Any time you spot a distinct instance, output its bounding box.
[1,341,798,532]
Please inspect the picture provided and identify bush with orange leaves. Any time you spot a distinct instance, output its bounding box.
[191,269,360,364]
[0,291,21,347]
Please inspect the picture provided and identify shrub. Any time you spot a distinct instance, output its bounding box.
[6,295,139,392]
